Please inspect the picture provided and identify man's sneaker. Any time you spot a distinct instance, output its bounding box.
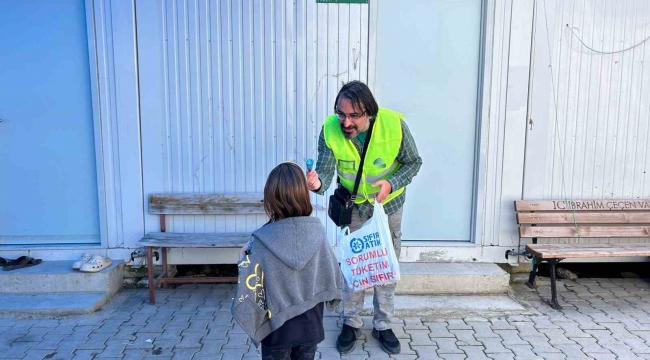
[336,324,361,354]
[372,328,401,354]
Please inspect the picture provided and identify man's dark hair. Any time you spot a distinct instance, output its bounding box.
[334,80,379,117]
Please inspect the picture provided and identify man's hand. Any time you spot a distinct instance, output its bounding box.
[306,170,322,191]
[372,180,392,203]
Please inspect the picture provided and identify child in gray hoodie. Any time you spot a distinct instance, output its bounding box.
[232,162,344,359]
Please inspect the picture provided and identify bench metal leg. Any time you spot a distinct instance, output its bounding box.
[526,256,539,289]
[548,259,562,310]
[161,247,169,289]
[147,246,156,305]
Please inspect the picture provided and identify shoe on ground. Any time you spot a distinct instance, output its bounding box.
[79,255,112,273]
[0,257,12,268]
[336,324,361,354]
[72,253,93,270]
[2,256,42,271]
[372,328,401,354]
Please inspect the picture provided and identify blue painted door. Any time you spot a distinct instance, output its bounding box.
[0,1,101,246]
[373,0,483,241]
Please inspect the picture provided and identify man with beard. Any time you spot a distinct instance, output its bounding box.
[306,81,422,355]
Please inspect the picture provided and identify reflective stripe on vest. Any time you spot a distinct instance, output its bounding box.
[337,161,398,184]
[323,107,405,204]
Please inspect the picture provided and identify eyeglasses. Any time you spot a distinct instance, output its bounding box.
[335,110,366,121]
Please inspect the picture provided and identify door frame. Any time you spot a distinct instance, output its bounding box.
[85,0,109,250]
[84,0,145,251]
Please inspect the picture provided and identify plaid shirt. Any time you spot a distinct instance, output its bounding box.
[313,119,422,217]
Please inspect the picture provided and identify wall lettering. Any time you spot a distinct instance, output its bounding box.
[552,200,650,211]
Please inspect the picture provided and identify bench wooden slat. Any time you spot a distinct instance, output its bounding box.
[520,226,650,238]
[517,212,650,224]
[137,232,251,248]
[149,193,265,215]
[526,243,650,259]
[515,200,650,212]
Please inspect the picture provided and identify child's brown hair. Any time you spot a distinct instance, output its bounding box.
[264,162,313,222]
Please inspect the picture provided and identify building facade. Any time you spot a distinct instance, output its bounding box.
[1,0,649,265]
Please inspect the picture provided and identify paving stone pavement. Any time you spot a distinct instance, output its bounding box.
[3,277,650,359]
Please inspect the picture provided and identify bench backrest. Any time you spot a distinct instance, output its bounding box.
[149,193,265,215]
[515,200,650,238]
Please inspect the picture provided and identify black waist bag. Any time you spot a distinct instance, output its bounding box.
[327,120,375,227]
[328,185,354,227]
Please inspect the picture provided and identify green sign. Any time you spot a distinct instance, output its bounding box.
[317,0,368,3]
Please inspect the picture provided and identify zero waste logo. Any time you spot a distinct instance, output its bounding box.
[350,238,364,254]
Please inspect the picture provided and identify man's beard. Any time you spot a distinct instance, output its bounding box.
[341,125,357,139]
[341,121,369,139]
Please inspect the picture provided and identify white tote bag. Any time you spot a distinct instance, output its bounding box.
[337,201,401,292]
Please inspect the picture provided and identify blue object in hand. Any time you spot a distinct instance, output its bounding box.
[306,159,314,171]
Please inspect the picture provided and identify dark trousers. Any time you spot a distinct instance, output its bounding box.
[261,344,318,360]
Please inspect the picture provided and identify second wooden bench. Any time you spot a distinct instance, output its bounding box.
[515,199,650,309]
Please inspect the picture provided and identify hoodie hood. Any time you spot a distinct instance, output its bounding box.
[251,217,326,270]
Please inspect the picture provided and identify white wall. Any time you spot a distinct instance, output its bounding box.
[131,0,537,263]
[525,0,650,246]
[135,0,369,255]
[477,0,535,251]
[10,0,583,264]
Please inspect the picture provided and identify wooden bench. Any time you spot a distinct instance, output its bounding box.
[137,193,265,304]
[515,199,650,309]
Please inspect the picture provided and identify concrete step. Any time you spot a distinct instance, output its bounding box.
[0,293,110,316]
[0,260,124,316]
[395,263,510,295]
[322,294,527,318]
[387,295,526,317]
[0,260,124,294]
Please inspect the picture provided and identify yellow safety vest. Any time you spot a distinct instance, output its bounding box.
[323,107,405,204]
